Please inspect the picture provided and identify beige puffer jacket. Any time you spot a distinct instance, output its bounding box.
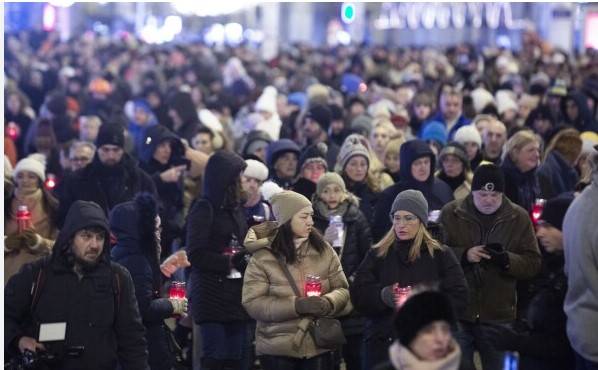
[242,222,351,359]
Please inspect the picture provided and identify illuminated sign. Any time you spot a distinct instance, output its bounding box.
[374,3,528,30]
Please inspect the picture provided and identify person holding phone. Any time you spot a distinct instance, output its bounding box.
[139,124,188,259]
[439,164,542,370]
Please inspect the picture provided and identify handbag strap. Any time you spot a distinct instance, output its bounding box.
[269,250,302,297]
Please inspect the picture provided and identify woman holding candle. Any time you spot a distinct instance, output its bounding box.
[110,193,189,370]
[242,190,351,370]
[351,189,468,370]
[4,154,59,285]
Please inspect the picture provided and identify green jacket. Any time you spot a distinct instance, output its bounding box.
[242,222,351,359]
[439,195,541,323]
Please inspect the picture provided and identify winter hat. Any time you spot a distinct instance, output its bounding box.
[287,92,307,109]
[341,73,363,96]
[580,131,598,154]
[439,142,470,169]
[242,130,273,158]
[244,159,269,181]
[538,195,574,231]
[390,189,429,225]
[454,125,482,147]
[471,164,505,192]
[328,104,344,122]
[96,123,125,148]
[199,109,224,133]
[350,114,374,137]
[270,190,312,225]
[299,143,328,171]
[255,86,278,114]
[495,90,518,115]
[307,84,330,106]
[316,172,347,196]
[260,180,284,202]
[470,87,496,113]
[14,154,46,181]
[338,135,370,171]
[266,139,301,169]
[394,291,457,347]
[421,121,448,146]
[305,104,332,132]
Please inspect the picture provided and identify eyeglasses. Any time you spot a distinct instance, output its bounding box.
[392,215,418,225]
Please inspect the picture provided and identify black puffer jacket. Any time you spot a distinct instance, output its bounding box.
[186,151,251,324]
[110,195,175,370]
[312,195,372,282]
[4,201,149,370]
[350,240,468,340]
[372,140,454,241]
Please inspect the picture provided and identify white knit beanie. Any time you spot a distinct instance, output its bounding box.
[255,86,278,114]
[454,125,482,147]
[495,90,518,115]
[14,154,46,181]
[470,87,496,113]
[338,135,370,171]
[244,159,269,181]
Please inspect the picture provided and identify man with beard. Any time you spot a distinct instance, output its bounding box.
[439,164,541,370]
[57,123,157,227]
[4,200,148,369]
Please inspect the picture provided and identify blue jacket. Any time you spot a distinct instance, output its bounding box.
[425,111,471,141]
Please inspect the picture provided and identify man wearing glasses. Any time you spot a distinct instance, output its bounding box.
[439,164,541,370]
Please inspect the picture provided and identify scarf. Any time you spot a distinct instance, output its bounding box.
[388,340,461,370]
[314,199,350,220]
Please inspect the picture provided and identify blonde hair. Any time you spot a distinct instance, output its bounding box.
[374,222,442,261]
[505,130,540,162]
[384,132,406,157]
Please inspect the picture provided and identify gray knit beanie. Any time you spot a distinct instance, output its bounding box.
[389,189,429,225]
[338,135,370,171]
[270,190,312,225]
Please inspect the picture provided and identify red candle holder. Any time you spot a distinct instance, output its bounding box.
[305,274,322,297]
[531,198,546,225]
[169,281,186,299]
[16,205,32,234]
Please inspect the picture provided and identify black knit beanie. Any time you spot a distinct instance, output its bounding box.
[394,291,457,347]
[471,164,505,192]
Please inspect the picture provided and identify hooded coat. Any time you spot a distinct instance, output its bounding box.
[139,125,186,252]
[242,222,351,359]
[4,201,148,370]
[128,100,159,157]
[167,92,200,143]
[501,156,552,213]
[560,92,598,133]
[110,195,176,370]
[57,152,157,227]
[372,140,454,242]
[186,151,251,323]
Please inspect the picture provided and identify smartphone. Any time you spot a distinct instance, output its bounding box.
[503,351,519,370]
[485,243,504,254]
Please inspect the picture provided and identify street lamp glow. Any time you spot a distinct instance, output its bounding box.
[341,3,356,24]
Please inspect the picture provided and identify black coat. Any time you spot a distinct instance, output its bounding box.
[312,197,372,281]
[57,153,157,227]
[139,125,187,249]
[110,199,175,370]
[502,157,552,213]
[4,201,148,370]
[372,140,454,241]
[350,240,468,342]
[186,151,250,324]
[344,176,379,225]
[537,151,578,199]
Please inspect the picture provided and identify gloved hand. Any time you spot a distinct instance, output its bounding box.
[295,296,332,316]
[380,285,396,308]
[4,234,22,252]
[485,243,510,270]
[231,251,251,274]
[20,229,40,249]
[484,324,521,351]
[169,298,188,316]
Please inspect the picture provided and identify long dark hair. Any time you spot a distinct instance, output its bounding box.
[270,222,328,265]
[222,175,243,209]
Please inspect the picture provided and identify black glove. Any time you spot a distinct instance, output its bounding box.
[485,243,510,270]
[380,285,396,308]
[484,324,522,351]
[295,296,332,316]
[231,251,251,274]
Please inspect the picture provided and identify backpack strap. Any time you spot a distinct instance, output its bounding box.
[30,263,48,314]
[110,264,121,318]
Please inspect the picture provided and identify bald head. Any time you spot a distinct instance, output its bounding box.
[482,119,507,159]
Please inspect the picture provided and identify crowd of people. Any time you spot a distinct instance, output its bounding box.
[4,26,598,370]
